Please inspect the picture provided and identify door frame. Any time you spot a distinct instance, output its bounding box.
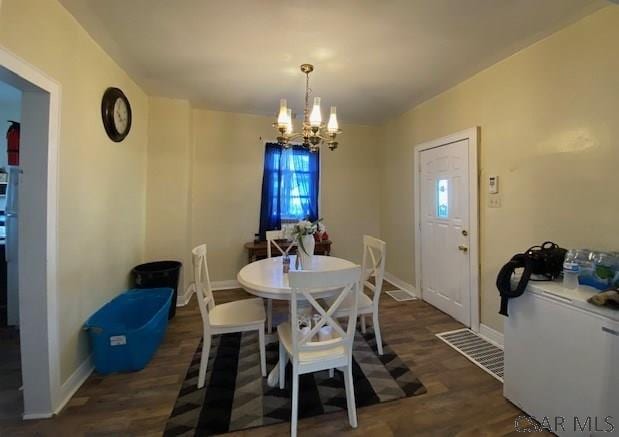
[413,127,480,332]
[0,44,61,418]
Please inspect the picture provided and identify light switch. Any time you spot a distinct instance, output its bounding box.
[489,175,499,194]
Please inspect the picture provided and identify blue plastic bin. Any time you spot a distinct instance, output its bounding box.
[84,288,173,374]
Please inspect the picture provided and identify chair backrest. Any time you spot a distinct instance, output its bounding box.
[362,235,386,307]
[288,267,361,358]
[192,244,215,330]
[266,229,286,258]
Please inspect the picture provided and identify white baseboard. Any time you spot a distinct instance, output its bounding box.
[176,279,241,307]
[383,272,419,297]
[479,323,504,348]
[23,412,54,420]
[212,279,241,291]
[49,355,93,417]
[176,283,195,307]
[24,355,94,420]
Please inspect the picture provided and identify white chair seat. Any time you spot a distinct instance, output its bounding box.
[209,297,266,327]
[328,292,373,315]
[277,322,346,364]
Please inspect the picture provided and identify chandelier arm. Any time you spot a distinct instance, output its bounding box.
[286,132,305,141]
[312,129,342,140]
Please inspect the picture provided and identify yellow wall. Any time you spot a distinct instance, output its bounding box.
[0,0,148,381]
[379,6,619,332]
[145,97,193,288]
[145,108,381,284]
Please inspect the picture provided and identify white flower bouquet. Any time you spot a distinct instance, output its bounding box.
[289,218,325,256]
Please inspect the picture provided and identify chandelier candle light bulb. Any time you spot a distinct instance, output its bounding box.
[310,97,322,128]
[327,106,338,133]
[277,98,289,128]
[286,108,293,134]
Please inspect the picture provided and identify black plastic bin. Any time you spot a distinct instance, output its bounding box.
[131,261,181,319]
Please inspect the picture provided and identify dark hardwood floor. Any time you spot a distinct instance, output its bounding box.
[0,283,538,436]
[0,327,22,422]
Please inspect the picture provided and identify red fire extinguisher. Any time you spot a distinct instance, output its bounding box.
[6,120,20,166]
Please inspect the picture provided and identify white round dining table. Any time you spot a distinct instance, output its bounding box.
[237,255,357,300]
[237,254,357,386]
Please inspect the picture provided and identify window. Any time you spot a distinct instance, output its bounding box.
[271,151,314,221]
[437,178,448,218]
[258,143,319,237]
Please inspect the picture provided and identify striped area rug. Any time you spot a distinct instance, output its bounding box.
[164,329,426,436]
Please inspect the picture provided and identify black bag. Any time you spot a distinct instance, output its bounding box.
[496,241,567,316]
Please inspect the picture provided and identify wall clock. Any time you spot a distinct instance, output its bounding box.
[101,87,132,142]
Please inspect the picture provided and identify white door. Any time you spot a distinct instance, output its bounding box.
[419,139,470,325]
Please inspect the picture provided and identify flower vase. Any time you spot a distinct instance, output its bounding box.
[298,235,315,270]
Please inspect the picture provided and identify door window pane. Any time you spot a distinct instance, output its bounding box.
[437,179,448,218]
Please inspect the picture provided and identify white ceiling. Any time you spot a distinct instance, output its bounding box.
[59,0,606,124]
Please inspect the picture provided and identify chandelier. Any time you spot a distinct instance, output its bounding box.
[273,63,341,152]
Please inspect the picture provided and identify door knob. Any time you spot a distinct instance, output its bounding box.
[458,245,468,252]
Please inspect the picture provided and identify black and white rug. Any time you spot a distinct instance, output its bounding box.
[164,328,426,436]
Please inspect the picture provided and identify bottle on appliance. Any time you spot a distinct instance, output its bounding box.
[562,249,580,289]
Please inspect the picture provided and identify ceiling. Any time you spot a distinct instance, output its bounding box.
[59,0,606,124]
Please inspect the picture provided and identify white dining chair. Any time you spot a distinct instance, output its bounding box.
[330,235,387,355]
[265,229,290,333]
[192,244,267,389]
[278,266,361,437]
[266,229,287,258]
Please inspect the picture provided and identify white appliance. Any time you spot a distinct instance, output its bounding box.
[5,165,19,326]
[504,280,618,436]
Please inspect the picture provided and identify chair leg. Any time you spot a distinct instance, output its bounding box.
[360,315,366,334]
[343,363,358,428]
[198,334,211,389]
[279,340,286,390]
[291,366,299,437]
[373,311,383,355]
[258,327,267,377]
[267,299,273,334]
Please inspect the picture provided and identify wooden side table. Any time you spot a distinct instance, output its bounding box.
[244,240,332,263]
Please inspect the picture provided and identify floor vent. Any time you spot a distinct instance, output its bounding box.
[385,289,417,302]
[436,328,504,382]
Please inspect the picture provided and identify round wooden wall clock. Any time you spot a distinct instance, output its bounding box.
[101,87,132,142]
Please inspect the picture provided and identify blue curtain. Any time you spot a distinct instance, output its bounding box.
[259,143,319,239]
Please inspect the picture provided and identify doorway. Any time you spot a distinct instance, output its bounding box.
[0,45,60,419]
[0,79,22,420]
[414,128,479,331]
